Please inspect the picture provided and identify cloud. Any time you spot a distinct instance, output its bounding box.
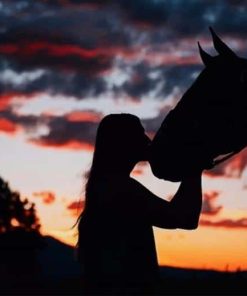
[34,0,112,9]
[66,110,101,122]
[0,107,102,150]
[119,0,171,28]
[67,200,85,216]
[116,63,194,98]
[0,1,247,161]
[206,148,247,178]
[0,107,45,139]
[202,191,222,216]
[0,41,112,74]
[200,218,247,229]
[0,67,108,100]
[0,94,18,111]
[67,200,85,210]
[1,0,247,111]
[142,107,171,136]
[33,191,56,204]
[30,113,100,150]
[0,118,19,134]
[119,0,247,36]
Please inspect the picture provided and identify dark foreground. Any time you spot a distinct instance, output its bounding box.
[1,268,247,295]
[1,234,247,295]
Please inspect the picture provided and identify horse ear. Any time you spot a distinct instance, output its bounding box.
[209,27,236,58]
[198,42,213,66]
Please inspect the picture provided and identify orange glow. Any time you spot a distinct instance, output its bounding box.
[11,218,20,227]
[0,118,18,133]
[66,111,101,122]
[67,200,85,217]
[224,149,247,177]
[155,226,247,271]
[33,191,56,204]
[67,200,85,210]
[27,42,103,59]
[30,139,94,151]
[26,172,247,273]
[0,94,15,111]
[0,42,103,59]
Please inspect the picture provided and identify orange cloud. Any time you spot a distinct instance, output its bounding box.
[30,139,94,151]
[202,191,222,216]
[0,118,18,134]
[0,42,103,59]
[206,148,247,178]
[66,111,102,122]
[0,94,16,111]
[224,149,247,178]
[67,200,85,216]
[200,218,247,229]
[33,191,56,204]
[0,42,112,74]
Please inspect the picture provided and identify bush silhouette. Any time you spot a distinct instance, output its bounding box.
[0,176,45,289]
[0,177,40,233]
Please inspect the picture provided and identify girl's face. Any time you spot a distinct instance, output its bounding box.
[132,123,151,162]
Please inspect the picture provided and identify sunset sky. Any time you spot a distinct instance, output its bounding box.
[1,0,247,272]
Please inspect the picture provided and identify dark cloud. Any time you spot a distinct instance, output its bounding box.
[119,0,170,27]
[119,64,160,99]
[113,62,201,101]
[1,0,247,105]
[118,0,247,36]
[2,0,247,39]
[161,65,202,94]
[31,115,99,150]
[27,109,103,150]
[0,40,112,74]
[0,60,201,103]
[202,191,222,216]
[0,107,102,150]
[0,67,107,99]
[0,3,130,100]
[0,107,45,133]
[200,218,247,229]
[35,0,112,8]
[0,0,247,164]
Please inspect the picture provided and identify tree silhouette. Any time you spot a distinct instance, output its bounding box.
[0,176,40,233]
[0,176,45,291]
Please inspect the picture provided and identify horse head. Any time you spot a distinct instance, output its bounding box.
[194,27,247,108]
[149,28,247,181]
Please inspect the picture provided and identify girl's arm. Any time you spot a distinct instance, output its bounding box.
[129,172,202,229]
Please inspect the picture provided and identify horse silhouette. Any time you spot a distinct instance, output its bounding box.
[149,27,247,181]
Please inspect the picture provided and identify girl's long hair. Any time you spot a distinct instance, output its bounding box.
[76,114,142,250]
[85,114,141,211]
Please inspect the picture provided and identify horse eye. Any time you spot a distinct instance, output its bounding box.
[240,69,247,84]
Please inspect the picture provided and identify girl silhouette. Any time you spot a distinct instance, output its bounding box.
[77,114,203,295]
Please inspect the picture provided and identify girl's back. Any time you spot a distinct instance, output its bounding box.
[78,176,159,294]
